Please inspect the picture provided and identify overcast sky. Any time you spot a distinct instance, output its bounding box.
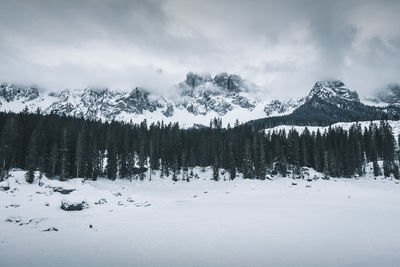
[0,0,399,98]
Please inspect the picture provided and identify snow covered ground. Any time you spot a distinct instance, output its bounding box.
[1,169,400,267]
[267,120,400,137]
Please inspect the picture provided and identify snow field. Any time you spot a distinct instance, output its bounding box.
[1,168,400,267]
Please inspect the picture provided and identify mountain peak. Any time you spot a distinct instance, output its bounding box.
[0,83,39,102]
[375,83,400,104]
[308,80,359,103]
[177,72,255,116]
[184,72,245,93]
[185,72,212,88]
[213,72,244,93]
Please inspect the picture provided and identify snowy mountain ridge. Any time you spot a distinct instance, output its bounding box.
[0,83,39,103]
[365,83,400,106]
[45,87,173,120]
[0,73,290,126]
[0,76,396,127]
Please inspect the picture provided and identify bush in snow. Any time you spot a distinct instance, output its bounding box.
[94,199,107,205]
[393,163,400,179]
[25,170,35,184]
[383,161,391,177]
[373,161,382,176]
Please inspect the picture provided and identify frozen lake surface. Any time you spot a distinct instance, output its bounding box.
[1,169,400,267]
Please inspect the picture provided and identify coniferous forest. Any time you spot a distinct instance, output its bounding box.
[0,110,399,182]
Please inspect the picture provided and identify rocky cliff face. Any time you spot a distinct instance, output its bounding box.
[0,83,39,104]
[46,87,172,120]
[307,80,359,104]
[368,84,400,105]
[263,99,305,116]
[298,80,361,113]
[177,72,257,116]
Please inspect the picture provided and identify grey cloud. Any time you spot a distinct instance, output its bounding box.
[0,0,399,98]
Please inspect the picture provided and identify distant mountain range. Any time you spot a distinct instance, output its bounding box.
[1,73,399,128]
[251,81,400,128]
[365,83,400,105]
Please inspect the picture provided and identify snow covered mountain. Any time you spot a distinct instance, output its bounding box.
[299,80,400,120]
[264,80,360,116]
[0,74,290,127]
[1,77,398,128]
[364,83,400,106]
[45,87,173,120]
[263,99,304,116]
[290,80,365,116]
[307,80,359,103]
[262,80,361,117]
[0,83,39,102]
[176,72,258,116]
[251,80,400,127]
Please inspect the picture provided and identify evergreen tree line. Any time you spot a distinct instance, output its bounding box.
[0,111,399,182]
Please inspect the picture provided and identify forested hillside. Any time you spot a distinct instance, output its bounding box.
[1,111,399,182]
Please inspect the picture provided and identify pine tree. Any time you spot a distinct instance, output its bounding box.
[49,143,58,178]
[274,150,287,177]
[212,155,219,181]
[60,128,70,180]
[137,134,147,181]
[172,153,178,182]
[242,142,254,179]
[119,129,129,179]
[373,160,382,177]
[106,143,117,181]
[126,151,135,179]
[383,160,391,177]
[382,121,395,178]
[392,163,400,179]
[91,147,101,181]
[301,128,311,167]
[287,129,300,175]
[182,151,189,182]
[255,137,266,180]
[75,130,85,178]
[25,128,39,183]
[227,142,236,180]
[0,117,16,179]
[323,151,330,179]
[314,130,324,172]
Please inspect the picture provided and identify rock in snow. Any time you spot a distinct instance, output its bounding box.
[94,198,108,205]
[60,200,89,211]
[52,187,75,195]
[42,227,58,232]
